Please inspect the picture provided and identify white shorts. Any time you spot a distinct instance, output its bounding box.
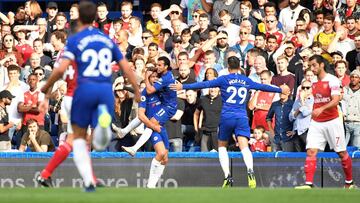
[306,117,346,152]
[60,96,73,134]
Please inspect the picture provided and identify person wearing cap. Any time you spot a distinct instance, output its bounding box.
[46,2,58,33]
[342,69,360,148]
[0,90,15,151]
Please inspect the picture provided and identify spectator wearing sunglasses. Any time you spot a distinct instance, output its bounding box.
[289,80,314,152]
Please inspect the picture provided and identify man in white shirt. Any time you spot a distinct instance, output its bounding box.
[278,0,306,33]
[217,9,240,47]
[127,16,143,47]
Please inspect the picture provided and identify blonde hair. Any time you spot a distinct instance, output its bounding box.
[29,0,43,19]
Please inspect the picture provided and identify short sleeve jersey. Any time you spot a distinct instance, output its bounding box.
[139,89,162,118]
[153,71,177,109]
[62,27,123,84]
[312,74,341,122]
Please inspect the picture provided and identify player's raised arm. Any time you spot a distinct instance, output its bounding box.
[170,77,223,91]
[247,78,287,94]
[41,59,71,96]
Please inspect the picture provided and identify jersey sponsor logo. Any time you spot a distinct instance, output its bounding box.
[141,96,146,102]
[314,97,330,103]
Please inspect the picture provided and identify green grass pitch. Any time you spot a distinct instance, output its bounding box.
[0,188,359,203]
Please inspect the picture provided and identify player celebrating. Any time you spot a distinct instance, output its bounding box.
[171,56,288,188]
[40,1,140,192]
[295,55,355,189]
[123,56,177,188]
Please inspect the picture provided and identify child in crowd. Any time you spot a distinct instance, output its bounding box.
[249,126,269,152]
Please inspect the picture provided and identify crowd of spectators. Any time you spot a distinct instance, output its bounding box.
[0,0,359,153]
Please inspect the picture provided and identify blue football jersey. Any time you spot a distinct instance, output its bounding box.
[153,71,177,109]
[139,89,161,118]
[183,73,282,119]
[62,27,123,84]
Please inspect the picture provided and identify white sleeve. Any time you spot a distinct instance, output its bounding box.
[180,0,187,8]
[329,76,341,96]
[18,93,24,103]
[38,92,45,102]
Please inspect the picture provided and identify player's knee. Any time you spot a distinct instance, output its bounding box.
[161,157,169,165]
[157,150,167,160]
[306,149,317,157]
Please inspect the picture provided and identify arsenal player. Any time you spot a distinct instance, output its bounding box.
[296,55,355,189]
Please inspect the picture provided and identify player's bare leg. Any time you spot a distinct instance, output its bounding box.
[113,117,142,138]
[122,117,160,156]
[72,124,96,192]
[147,141,168,188]
[218,140,232,187]
[237,136,256,189]
[37,128,100,188]
[337,150,355,188]
[295,148,318,189]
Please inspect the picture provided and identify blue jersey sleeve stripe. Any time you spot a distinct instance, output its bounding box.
[63,51,75,61]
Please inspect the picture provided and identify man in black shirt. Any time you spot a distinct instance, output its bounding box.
[347,34,360,72]
[181,89,199,150]
[0,90,15,151]
[194,87,222,152]
[165,98,185,152]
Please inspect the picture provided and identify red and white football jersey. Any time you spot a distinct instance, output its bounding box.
[54,49,78,97]
[312,74,341,122]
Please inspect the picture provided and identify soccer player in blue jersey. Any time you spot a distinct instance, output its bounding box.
[171,56,288,188]
[40,1,140,192]
[122,56,177,188]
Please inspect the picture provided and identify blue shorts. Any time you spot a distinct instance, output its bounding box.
[71,83,114,128]
[152,105,176,125]
[218,118,251,141]
[150,127,169,149]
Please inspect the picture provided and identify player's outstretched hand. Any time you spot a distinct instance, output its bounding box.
[170,81,183,91]
[280,84,290,95]
[152,123,161,133]
[39,99,49,114]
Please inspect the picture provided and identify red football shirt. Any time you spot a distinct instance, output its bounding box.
[312,74,341,122]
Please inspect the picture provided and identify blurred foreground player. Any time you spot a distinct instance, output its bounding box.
[171,56,288,188]
[295,55,355,189]
[36,32,99,188]
[40,1,140,192]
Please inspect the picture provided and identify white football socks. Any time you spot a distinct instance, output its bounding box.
[93,124,111,151]
[73,139,95,187]
[132,127,153,152]
[218,147,230,178]
[147,158,165,188]
[241,147,254,172]
[122,117,142,135]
